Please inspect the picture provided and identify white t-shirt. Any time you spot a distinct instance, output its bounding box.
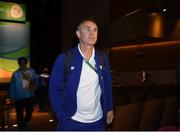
[71,45,103,123]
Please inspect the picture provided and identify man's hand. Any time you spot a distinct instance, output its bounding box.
[106,110,114,124]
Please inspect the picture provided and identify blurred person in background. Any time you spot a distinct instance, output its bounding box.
[37,68,49,112]
[9,57,38,130]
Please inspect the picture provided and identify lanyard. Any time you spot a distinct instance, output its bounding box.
[83,58,97,74]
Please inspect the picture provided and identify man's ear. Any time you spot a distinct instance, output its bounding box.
[76,30,80,38]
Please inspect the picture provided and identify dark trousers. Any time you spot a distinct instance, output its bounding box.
[38,86,47,111]
[15,97,34,130]
[57,118,105,131]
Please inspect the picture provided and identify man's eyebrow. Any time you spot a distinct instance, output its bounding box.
[83,25,97,29]
[83,25,91,28]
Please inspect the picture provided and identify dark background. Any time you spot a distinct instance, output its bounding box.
[0,0,179,73]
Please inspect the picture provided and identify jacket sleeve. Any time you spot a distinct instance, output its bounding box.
[49,54,65,121]
[103,54,113,112]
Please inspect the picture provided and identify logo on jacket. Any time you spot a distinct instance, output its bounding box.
[71,66,75,70]
[99,65,102,69]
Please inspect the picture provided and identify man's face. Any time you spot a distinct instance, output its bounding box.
[19,60,27,71]
[76,20,98,46]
